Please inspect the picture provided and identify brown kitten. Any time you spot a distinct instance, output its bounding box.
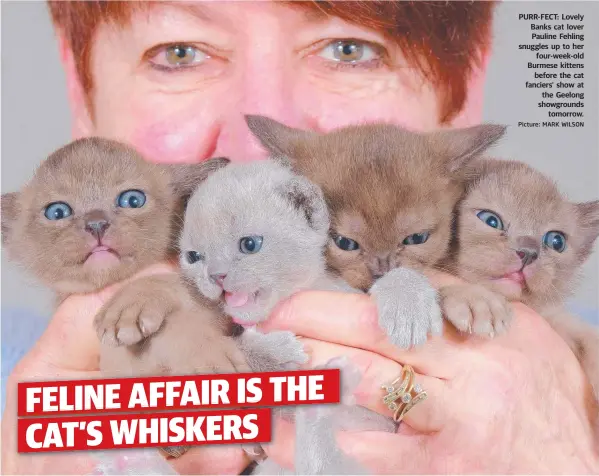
[1,138,246,459]
[1,137,228,299]
[452,158,599,407]
[246,115,509,348]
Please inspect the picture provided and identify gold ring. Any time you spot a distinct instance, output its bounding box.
[381,365,427,423]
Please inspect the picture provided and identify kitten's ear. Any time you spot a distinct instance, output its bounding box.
[245,115,316,165]
[431,124,507,173]
[169,157,231,198]
[576,200,599,259]
[1,192,19,245]
[278,176,330,234]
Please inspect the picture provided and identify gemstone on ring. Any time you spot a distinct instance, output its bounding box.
[413,383,423,393]
[401,393,412,403]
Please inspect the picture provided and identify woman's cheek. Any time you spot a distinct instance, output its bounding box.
[300,79,441,133]
[129,114,221,164]
[97,93,222,165]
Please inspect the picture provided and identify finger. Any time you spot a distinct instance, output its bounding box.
[303,338,448,433]
[263,291,472,379]
[35,263,178,371]
[260,416,295,470]
[166,444,251,475]
[336,430,430,474]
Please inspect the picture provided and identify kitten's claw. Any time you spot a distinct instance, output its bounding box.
[369,267,442,349]
[440,284,513,337]
[94,278,180,347]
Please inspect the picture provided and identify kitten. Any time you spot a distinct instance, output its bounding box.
[1,136,228,300]
[179,159,398,475]
[100,157,343,465]
[452,158,599,407]
[245,115,510,345]
[1,137,243,458]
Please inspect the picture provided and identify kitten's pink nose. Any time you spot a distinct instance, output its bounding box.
[515,236,540,268]
[84,211,110,240]
[210,274,227,286]
[368,254,393,280]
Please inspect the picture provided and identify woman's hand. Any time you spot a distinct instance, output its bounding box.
[259,278,599,473]
[1,263,251,475]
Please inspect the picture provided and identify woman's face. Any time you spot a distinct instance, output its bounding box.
[69,1,487,164]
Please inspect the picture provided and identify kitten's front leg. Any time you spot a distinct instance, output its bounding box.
[236,329,309,373]
[439,284,513,337]
[294,357,396,475]
[94,274,190,346]
[369,267,443,349]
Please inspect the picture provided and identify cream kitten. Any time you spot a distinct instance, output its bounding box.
[452,158,599,411]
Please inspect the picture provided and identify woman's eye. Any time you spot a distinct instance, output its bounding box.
[334,234,360,251]
[476,210,504,230]
[543,231,567,253]
[44,202,73,221]
[239,236,263,254]
[402,232,430,246]
[117,190,147,209]
[149,44,209,70]
[317,39,381,66]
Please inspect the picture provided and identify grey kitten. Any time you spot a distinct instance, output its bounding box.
[108,157,360,467]
[245,115,510,347]
[178,159,394,474]
[452,158,599,416]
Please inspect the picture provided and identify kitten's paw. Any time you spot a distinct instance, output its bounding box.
[94,287,176,347]
[266,331,309,370]
[239,330,309,372]
[369,267,442,349]
[440,284,513,337]
[315,357,362,405]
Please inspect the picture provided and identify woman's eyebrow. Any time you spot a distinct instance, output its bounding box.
[159,1,214,23]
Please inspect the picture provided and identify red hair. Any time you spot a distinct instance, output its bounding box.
[47,1,497,123]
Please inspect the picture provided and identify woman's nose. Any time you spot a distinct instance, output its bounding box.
[213,48,314,162]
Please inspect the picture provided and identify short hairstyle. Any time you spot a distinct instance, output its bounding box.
[47,0,497,124]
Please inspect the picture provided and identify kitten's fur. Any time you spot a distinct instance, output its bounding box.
[452,158,599,409]
[1,137,228,299]
[177,159,396,475]
[1,137,245,458]
[245,115,510,345]
[105,158,367,470]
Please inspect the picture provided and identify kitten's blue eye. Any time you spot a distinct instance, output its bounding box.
[476,210,504,230]
[240,236,263,254]
[402,232,430,246]
[185,251,203,264]
[117,190,146,209]
[543,231,566,253]
[44,202,72,220]
[334,235,360,251]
